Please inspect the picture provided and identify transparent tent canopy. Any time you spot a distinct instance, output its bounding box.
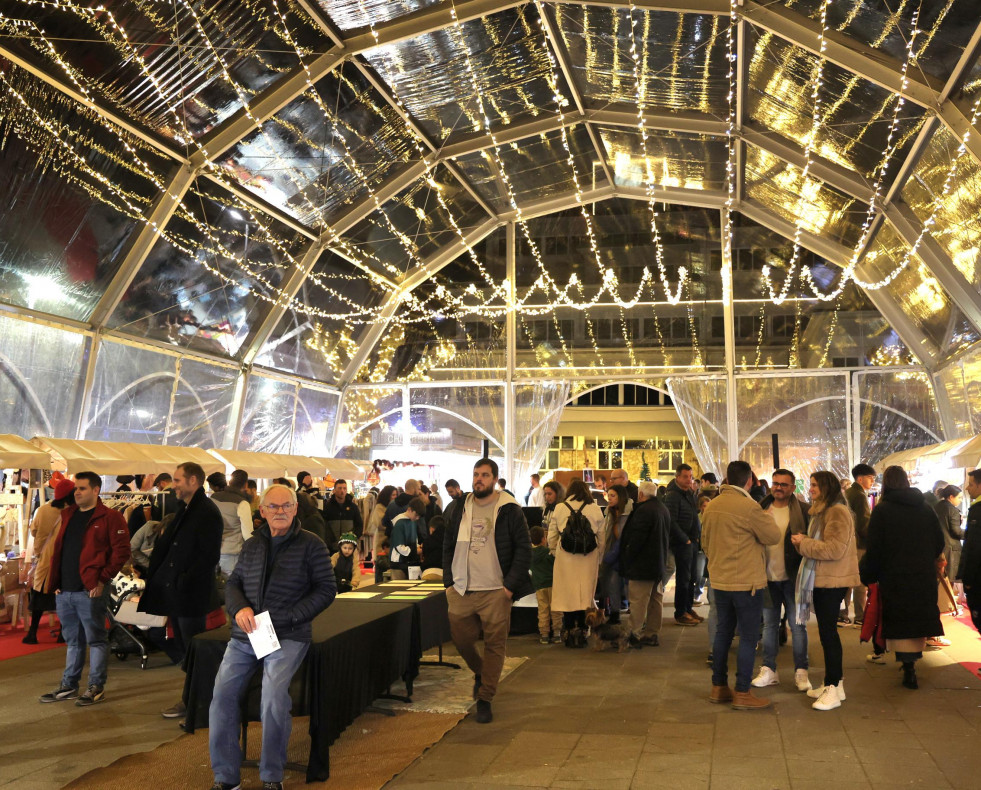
[1,0,981,481]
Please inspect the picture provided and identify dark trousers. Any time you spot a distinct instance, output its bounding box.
[673,543,695,618]
[712,588,764,692]
[812,587,847,686]
[149,615,207,667]
[562,610,586,629]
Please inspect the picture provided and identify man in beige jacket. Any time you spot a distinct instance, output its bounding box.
[702,460,782,710]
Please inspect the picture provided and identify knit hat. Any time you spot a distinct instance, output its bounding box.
[54,479,76,501]
[49,471,66,486]
[338,532,358,546]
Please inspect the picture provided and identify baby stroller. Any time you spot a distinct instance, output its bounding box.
[106,571,166,670]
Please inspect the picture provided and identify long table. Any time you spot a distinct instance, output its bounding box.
[181,582,450,782]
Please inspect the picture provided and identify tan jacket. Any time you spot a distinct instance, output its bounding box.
[30,502,64,593]
[701,485,782,592]
[797,501,861,588]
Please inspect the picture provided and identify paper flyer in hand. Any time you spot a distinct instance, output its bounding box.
[248,610,281,659]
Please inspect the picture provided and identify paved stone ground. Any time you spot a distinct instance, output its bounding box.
[388,611,981,790]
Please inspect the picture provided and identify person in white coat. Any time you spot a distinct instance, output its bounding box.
[548,478,605,647]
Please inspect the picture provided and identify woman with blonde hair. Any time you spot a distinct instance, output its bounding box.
[791,470,860,710]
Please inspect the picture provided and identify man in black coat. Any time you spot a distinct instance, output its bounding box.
[443,458,532,725]
[209,483,335,790]
[323,479,363,552]
[619,481,671,648]
[139,462,222,719]
[664,463,701,626]
[957,468,981,634]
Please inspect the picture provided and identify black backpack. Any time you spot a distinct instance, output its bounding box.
[560,501,597,555]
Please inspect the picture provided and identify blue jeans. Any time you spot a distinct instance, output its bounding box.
[56,590,108,689]
[761,579,808,671]
[219,553,239,576]
[210,638,309,784]
[712,588,764,692]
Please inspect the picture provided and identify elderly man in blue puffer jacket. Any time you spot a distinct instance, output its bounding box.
[208,483,336,790]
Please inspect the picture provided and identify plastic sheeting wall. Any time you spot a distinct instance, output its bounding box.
[238,374,339,457]
[669,370,944,481]
[936,344,981,437]
[0,314,88,439]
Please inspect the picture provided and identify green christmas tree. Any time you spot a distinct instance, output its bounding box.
[639,452,651,481]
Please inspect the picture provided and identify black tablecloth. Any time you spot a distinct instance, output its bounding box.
[365,584,451,654]
[182,599,416,782]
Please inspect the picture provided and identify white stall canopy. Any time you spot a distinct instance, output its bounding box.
[34,437,224,477]
[207,449,323,480]
[880,436,981,474]
[310,457,368,480]
[0,434,52,470]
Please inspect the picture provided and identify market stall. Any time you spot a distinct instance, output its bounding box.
[206,449,324,480]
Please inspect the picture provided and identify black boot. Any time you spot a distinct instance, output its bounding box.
[901,661,918,689]
[562,629,575,648]
[573,627,588,648]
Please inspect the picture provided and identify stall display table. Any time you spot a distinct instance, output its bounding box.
[180,582,452,782]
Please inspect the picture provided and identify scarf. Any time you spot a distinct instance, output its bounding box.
[794,507,824,626]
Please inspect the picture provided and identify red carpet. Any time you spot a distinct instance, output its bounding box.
[0,623,64,661]
[940,606,981,677]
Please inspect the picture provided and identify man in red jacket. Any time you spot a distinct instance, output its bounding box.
[39,472,130,707]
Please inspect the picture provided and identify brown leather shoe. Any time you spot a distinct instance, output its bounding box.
[709,685,733,704]
[732,690,771,710]
[687,611,705,622]
[675,613,699,626]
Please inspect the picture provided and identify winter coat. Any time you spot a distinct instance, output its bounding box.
[384,492,414,535]
[47,500,131,593]
[442,494,464,525]
[129,521,159,570]
[331,549,362,589]
[421,524,445,570]
[211,488,253,555]
[934,499,963,581]
[860,487,944,640]
[226,519,336,642]
[618,497,671,583]
[957,498,981,587]
[297,492,329,547]
[548,497,605,612]
[530,545,555,590]
[664,479,700,547]
[602,498,633,566]
[797,500,861,589]
[701,485,782,593]
[390,515,421,567]
[443,491,534,599]
[324,493,364,548]
[366,502,386,539]
[844,482,871,550]
[29,502,65,593]
[139,487,222,618]
[758,494,811,581]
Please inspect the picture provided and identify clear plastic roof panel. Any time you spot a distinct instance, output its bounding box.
[598,127,728,192]
[744,146,866,249]
[862,223,957,356]
[555,5,730,115]
[745,26,927,179]
[901,126,981,290]
[857,369,944,465]
[341,164,491,282]
[254,249,393,384]
[219,60,417,228]
[410,385,507,448]
[452,124,607,214]
[0,71,173,321]
[729,215,912,368]
[782,0,981,83]
[364,5,567,144]
[319,0,443,31]
[0,0,326,142]
[108,179,306,359]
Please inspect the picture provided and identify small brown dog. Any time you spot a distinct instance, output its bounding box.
[584,607,630,652]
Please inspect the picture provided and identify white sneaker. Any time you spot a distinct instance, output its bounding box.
[811,683,841,711]
[794,669,812,692]
[751,667,780,687]
[866,653,887,664]
[807,680,845,700]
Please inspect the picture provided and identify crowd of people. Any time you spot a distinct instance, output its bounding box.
[17,454,981,788]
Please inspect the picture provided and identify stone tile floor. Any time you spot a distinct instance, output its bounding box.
[388,611,981,790]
